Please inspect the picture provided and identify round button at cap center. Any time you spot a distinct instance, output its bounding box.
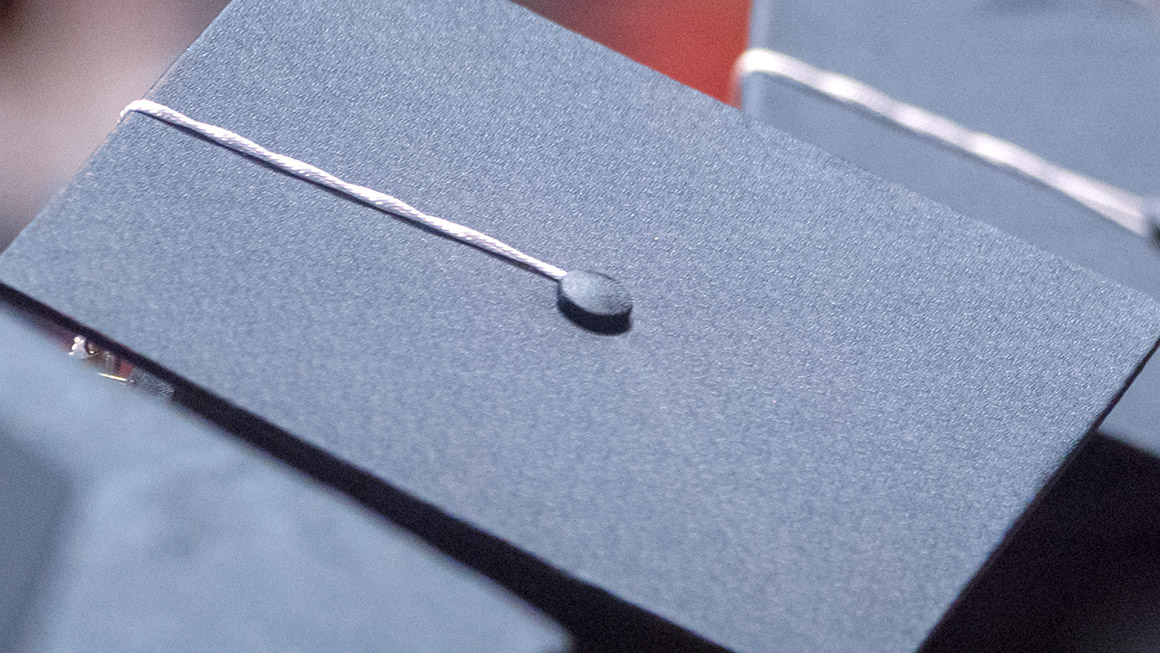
[557,271,632,333]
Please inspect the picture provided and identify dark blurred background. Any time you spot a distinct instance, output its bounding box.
[0,0,748,251]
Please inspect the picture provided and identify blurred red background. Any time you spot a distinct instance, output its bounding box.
[0,0,749,250]
[518,0,749,102]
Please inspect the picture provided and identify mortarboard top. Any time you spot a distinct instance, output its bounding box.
[743,0,1160,452]
[0,307,569,652]
[1,0,1159,650]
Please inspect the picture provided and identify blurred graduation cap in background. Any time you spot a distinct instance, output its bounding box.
[741,0,1160,449]
[740,1,1160,649]
[0,308,570,652]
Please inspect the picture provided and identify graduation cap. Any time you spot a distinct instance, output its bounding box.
[740,0,1160,451]
[0,307,568,652]
[741,1,1160,649]
[1,0,1158,650]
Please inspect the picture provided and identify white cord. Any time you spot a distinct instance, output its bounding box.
[734,48,1152,237]
[121,99,569,280]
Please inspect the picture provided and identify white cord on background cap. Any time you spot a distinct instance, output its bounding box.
[120,99,569,280]
[734,48,1155,238]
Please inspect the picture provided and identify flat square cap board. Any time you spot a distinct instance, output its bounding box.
[2,0,1159,651]
[0,308,569,653]
[742,0,1160,452]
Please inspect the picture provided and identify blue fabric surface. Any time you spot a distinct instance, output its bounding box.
[0,307,568,652]
[744,0,1160,452]
[1,0,1159,650]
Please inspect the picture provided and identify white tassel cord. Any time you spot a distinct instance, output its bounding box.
[735,48,1152,237]
[122,99,569,280]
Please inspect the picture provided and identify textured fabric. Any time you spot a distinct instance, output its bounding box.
[0,308,569,653]
[921,433,1160,652]
[1,0,1159,651]
[743,0,1160,452]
